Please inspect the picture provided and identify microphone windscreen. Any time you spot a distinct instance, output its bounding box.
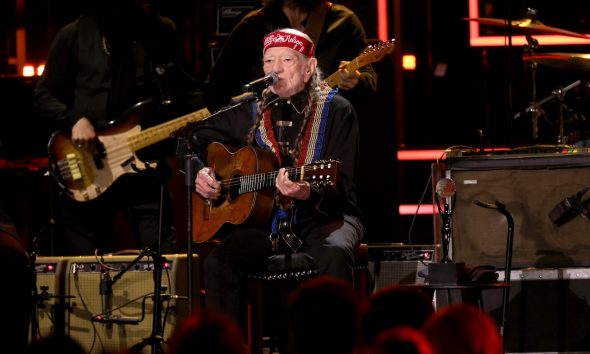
[436,178,456,198]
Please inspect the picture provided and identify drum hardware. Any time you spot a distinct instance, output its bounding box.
[514,80,585,145]
[466,9,590,142]
[463,14,590,39]
[523,53,590,73]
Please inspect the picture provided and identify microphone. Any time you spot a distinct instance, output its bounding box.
[548,186,590,226]
[436,178,456,199]
[91,315,140,325]
[435,178,456,263]
[242,72,278,93]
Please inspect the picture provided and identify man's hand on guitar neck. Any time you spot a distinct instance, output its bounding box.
[276,168,311,201]
[337,60,361,91]
[195,167,221,200]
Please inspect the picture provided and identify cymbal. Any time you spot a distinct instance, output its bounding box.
[523,53,590,72]
[464,17,590,39]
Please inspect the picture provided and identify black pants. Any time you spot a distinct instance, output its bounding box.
[57,172,177,256]
[203,214,364,335]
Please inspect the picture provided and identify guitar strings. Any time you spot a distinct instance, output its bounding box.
[217,164,336,187]
[78,109,209,174]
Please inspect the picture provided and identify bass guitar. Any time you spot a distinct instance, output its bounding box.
[192,142,339,243]
[48,101,211,202]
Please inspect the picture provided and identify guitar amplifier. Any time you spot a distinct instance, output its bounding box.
[482,268,590,353]
[368,244,434,291]
[439,151,590,268]
[30,257,68,340]
[216,1,260,36]
[61,253,199,354]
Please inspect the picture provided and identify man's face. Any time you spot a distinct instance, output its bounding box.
[263,47,315,98]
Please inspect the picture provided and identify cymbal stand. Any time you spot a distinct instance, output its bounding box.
[524,29,540,141]
[514,80,583,144]
[553,81,584,144]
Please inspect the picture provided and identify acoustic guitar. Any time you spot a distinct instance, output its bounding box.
[192,142,339,243]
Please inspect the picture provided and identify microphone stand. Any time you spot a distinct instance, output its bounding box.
[428,179,465,285]
[474,200,514,342]
[91,163,169,353]
[129,181,167,354]
[29,220,69,340]
[436,193,455,263]
[182,140,201,315]
[172,92,259,315]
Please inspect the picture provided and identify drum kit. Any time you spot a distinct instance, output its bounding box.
[465,9,590,145]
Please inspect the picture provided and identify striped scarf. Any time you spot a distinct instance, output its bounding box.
[254,85,337,165]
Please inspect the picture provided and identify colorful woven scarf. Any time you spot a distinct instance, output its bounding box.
[254,85,337,165]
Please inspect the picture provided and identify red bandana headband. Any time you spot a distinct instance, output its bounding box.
[263,31,315,58]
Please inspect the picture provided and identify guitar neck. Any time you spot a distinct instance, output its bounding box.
[323,39,395,88]
[235,167,305,195]
[323,60,362,88]
[127,107,211,151]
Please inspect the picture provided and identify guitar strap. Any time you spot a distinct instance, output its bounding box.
[255,86,337,253]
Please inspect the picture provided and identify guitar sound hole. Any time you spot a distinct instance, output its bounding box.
[227,174,241,202]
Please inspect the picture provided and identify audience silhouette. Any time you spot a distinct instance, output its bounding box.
[286,275,361,354]
[360,284,435,346]
[166,310,247,354]
[365,325,435,354]
[422,303,503,354]
[0,209,31,353]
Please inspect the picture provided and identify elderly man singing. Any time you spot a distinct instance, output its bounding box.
[178,28,364,341]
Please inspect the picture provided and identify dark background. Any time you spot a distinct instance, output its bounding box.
[2,0,590,255]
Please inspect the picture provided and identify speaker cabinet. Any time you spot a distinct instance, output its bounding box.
[481,268,590,353]
[62,254,198,354]
[216,1,260,36]
[30,257,68,340]
[442,153,590,268]
[368,245,434,291]
[369,261,429,292]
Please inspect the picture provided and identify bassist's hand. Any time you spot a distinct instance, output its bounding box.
[276,168,310,200]
[71,117,96,150]
[195,167,221,200]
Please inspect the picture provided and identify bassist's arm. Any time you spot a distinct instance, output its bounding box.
[33,23,81,132]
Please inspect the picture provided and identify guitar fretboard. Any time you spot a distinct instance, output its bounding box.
[126,107,211,151]
[220,163,337,196]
